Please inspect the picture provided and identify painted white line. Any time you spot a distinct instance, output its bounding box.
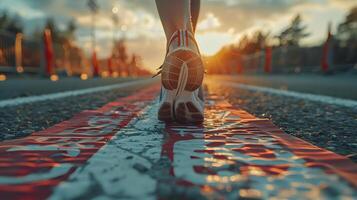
[50,101,164,200]
[223,82,357,108]
[0,79,156,108]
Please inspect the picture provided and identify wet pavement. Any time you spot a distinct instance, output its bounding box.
[206,78,357,161]
[0,78,356,199]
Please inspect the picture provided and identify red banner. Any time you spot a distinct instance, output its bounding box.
[264,46,272,73]
[43,29,54,76]
[92,51,99,76]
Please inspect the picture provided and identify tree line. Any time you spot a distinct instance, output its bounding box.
[0,11,148,76]
[206,6,357,73]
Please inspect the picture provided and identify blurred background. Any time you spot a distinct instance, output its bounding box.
[0,0,356,81]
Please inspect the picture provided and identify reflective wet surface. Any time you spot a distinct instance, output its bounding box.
[0,86,159,199]
[160,93,357,199]
[0,84,356,200]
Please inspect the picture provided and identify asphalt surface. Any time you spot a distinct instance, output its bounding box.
[0,75,356,162]
[207,77,357,161]
[0,78,158,141]
[4,85,355,199]
[0,76,145,100]
[211,74,357,101]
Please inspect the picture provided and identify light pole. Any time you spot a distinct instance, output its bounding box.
[112,6,119,43]
[87,0,99,76]
[110,6,120,77]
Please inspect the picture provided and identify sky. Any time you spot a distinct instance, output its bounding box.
[0,0,355,72]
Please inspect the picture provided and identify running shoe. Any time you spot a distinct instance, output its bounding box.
[157,29,204,123]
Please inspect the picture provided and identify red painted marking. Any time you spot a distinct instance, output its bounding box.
[160,96,357,198]
[1,82,356,199]
[0,85,160,200]
[233,145,277,159]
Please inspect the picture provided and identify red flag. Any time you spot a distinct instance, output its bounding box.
[264,46,272,73]
[107,57,113,76]
[321,28,332,73]
[237,55,243,74]
[44,29,54,76]
[321,22,334,73]
[92,51,99,76]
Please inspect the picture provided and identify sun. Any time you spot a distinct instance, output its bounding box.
[196,32,235,56]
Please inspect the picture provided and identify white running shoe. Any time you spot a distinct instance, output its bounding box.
[157,29,204,123]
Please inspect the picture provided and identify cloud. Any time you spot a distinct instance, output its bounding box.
[0,0,355,71]
[197,13,221,31]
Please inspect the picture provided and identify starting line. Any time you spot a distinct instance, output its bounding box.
[0,84,356,199]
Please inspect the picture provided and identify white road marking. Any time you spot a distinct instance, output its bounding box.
[223,82,357,108]
[50,101,164,200]
[0,79,156,108]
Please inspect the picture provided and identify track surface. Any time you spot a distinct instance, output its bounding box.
[0,77,142,100]
[0,77,356,199]
[206,77,357,160]
[212,74,357,100]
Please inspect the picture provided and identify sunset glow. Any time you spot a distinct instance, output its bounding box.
[196,32,236,56]
[0,0,355,71]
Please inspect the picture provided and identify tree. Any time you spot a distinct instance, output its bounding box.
[113,39,129,64]
[43,18,78,45]
[337,6,357,44]
[255,31,270,49]
[336,6,357,64]
[65,19,77,41]
[0,11,23,34]
[237,34,249,52]
[44,18,61,41]
[130,54,142,67]
[129,54,142,76]
[0,12,9,29]
[6,15,23,34]
[238,30,270,54]
[277,14,309,46]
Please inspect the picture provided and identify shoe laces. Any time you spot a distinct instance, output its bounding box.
[152,64,163,78]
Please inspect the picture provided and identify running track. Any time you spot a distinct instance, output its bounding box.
[0,83,356,199]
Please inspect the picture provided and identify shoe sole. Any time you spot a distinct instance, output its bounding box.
[158,49,204,123]
[175,62,204,123]
[158,89,176,122]
[158,102,174,122]
[175,91,204,123]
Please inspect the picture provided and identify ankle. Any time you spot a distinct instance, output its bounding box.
[166,29,199,54]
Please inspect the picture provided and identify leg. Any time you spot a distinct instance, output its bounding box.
[156,0,204,123]
[155,0,193,41]
[191,0,201,33]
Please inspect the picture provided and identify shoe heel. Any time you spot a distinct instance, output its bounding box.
[162,50,204,92]
[184,54,204,91]
[175,90,204,123]
[158,102,174,122]
[158,89,176,122]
